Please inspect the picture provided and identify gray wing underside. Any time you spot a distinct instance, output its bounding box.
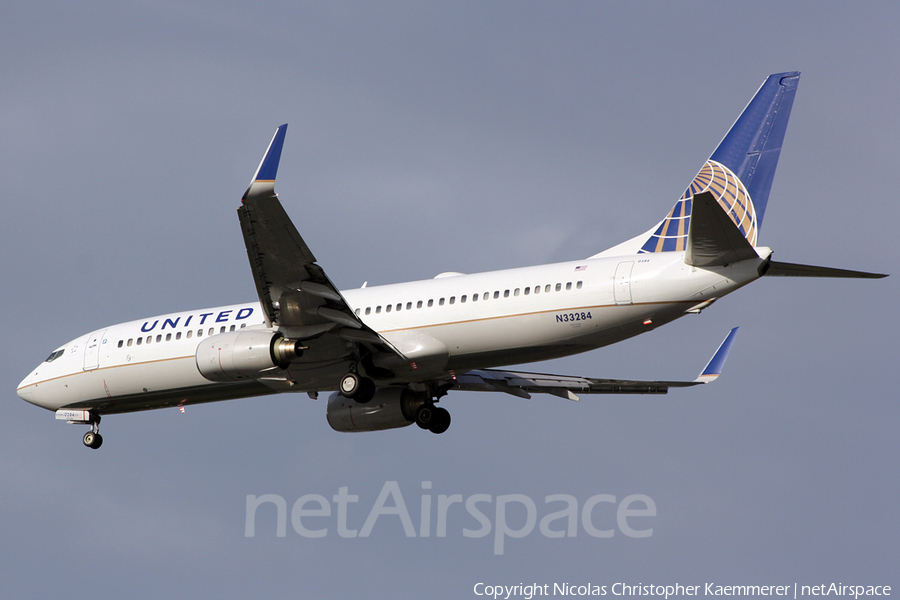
[454,369,703,400]
[453,327,740,400]
[238,193,401,352]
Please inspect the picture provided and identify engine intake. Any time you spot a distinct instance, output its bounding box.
[327,387,428,432]
[195,330,302,383]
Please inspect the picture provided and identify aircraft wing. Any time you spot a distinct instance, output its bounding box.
[453,327,740,400]
[238,125,404,364]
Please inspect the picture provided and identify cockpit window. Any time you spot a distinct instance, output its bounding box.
[44,349,65,363]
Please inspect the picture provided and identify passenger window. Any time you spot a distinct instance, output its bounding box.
[503,290,510,298]
[472,294,478,302]
[386,305,392,313]
[396,303,402,311]
[577,281,583,289]
[230,325,236,332]
[449,297,455,305]
[514,288,520,297]
[355,308,360,316]
[376,306,382,314]
[566,282,572,290]
[136,338,143,345]
[155,335,161,343]
[545,285,551,293]
[417,301,423,309]
[219,327,225,334]
[493,291,499,299]
[524,287,530,295]
[555,283,561,292]
[186,330,192,339]
[461,295,467,303]
[483,292,489,301]
[439,298,445,306]
[406,302,412,310]
[117,340,123,348]
[127,339,133,347]
[176,332,182,340]
[197,329,203,337]
[365,307,371,315]
[535,285,541,294]
[208,328,214,336]
[240,323,246,329]
[166,333,172,341]
[428,299,434,307]
[146,336,152,344]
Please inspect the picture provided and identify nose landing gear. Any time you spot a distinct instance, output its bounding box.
[82,416,103,449]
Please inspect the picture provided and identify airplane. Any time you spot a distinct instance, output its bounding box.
[17,71,887,449]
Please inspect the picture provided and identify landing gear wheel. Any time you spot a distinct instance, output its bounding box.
[339,373,360,398]
[355,377,376,403]
[415,405,434,430]
[83,431,103,449]
[428,407,451,434]
[339,373,376,402]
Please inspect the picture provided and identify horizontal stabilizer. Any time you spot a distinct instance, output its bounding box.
[685,192,759,267]
[763,261,887,279]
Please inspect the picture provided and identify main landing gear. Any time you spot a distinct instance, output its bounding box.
[338,367,452,434]
[414,403,451,434]
[339,372,376,403]
[82,415,103,449]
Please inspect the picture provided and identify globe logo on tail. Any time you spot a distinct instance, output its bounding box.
[640,160,758,253]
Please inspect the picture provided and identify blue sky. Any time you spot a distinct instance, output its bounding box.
[2,2,898,597]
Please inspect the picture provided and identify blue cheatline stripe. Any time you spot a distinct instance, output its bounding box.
[255,124,288,182]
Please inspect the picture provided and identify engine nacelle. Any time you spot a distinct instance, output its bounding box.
[195,330,302,383]
[327,387,428,432]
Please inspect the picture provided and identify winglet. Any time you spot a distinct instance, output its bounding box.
[694,327,739,383]
[243,124,288,202]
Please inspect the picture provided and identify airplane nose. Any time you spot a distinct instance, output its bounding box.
[17,374,37,405]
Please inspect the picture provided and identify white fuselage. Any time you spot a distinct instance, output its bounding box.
[16,250,766,414]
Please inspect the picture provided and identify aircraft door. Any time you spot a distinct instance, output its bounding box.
[614,261,634,305]
[83,328,108,371]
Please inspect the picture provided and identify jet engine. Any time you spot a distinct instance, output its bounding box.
[195,329,302,383]
[327,387,428,432]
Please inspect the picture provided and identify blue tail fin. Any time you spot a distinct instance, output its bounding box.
[640,72,800,254]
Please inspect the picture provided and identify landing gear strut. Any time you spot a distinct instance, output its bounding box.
[82,415,103,449]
